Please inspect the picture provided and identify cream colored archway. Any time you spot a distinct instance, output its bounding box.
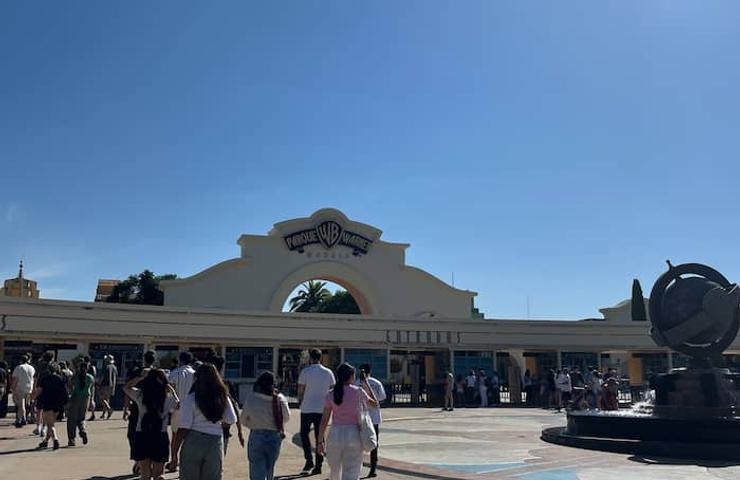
[269,262,380,316]
[162,209,476,318]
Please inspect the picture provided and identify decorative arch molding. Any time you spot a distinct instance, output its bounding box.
[162,209,477,318]
[269,262,380,316]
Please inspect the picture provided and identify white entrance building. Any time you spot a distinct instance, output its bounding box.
[2,208,739,404]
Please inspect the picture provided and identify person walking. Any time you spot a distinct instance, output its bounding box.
[98,354,118,420]
[465,369,477,407]
[209,354,245,456]
[545,369,557,409]
[32,363,68,450]
[33,351,57,436]
[124,367,179,480]
[477,370,488,408]
[11,354,35,428]
[166,351,196,472]
[85,355,98,421]
[489,370,501,405]
[127,351,156,476]
[589,370,603,409]
[555,369,572,411]
[0,360,9,418]
[570,367,586,410]
[66,362,94,446]
[357,364,386,478]
[318,363,379,480]
[443,370,454,412]
[297,348,336,475]
[241,371,290,480]
[523,370,534,406]
[172,363,237,480]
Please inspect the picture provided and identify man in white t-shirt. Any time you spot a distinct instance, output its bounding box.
[11,354,35,428]
[167,351,196,473]
[297,349,335,475]
[357,363,387,478]
[465,369,477,406]
[555,368,572,412]
[168,352,196,428]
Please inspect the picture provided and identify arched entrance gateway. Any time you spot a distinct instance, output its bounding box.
[160,208,476,318]
[159,208,479,401]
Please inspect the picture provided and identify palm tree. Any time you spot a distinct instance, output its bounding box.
[289,280,331,313]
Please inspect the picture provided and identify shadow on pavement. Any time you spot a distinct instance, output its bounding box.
[80,476,138,480]
[0,447,41,455]
[628,455,740,468]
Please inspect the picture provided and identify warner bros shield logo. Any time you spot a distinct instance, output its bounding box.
[316,221,343,249]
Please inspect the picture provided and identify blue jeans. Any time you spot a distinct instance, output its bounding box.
[248,429,283,480]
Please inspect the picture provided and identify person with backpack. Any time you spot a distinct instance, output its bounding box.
[172,363,237,480]
[124,368,179,480]
[241,371,290,480]
[317,363,379,480]
[66,362,94,446]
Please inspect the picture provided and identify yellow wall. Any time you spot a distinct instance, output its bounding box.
[425,356,436,384]
[628,355,643,385]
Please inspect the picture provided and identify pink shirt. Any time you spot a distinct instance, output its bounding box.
[324,384,371,425]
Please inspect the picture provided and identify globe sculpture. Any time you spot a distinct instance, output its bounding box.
[649,262,740,363]
[542,262,740,460]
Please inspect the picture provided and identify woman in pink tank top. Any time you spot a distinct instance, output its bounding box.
[318,363,378,480]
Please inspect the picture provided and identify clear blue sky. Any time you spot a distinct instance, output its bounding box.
[2,2,739,320]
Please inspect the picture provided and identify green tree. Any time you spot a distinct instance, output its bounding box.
[289,280,331,313]
[106,270,177,306]
[631,279,647,322]
[318,290,361,314]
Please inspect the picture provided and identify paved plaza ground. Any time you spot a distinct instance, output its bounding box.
[2,407,739,480]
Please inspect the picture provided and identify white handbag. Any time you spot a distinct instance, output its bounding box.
[357,397,378,453]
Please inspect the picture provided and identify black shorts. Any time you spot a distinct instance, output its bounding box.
[38,397,65,414]
[131,431,170,463]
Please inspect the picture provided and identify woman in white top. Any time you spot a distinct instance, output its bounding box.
[240,371,290,480]
[172,363,237,480]
[123,368,179,480]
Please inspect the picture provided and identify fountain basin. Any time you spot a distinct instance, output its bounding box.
[542,410,740,460]
[566,410,740,443]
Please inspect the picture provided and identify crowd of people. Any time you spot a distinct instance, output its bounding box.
[0,348,385,480]
[525,366,623,411]
[444,368,503,409]
[3,352,101,449]
[443,366,623,412]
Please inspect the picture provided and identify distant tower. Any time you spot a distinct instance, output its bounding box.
[1,260,40,298]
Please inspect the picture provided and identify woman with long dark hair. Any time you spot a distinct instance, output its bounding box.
[241,371,290,480]
[31,362,68,450]
[173,363,237,480]
[66,362,94,446]
[318,363,378,480]
[124,368,179,480]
